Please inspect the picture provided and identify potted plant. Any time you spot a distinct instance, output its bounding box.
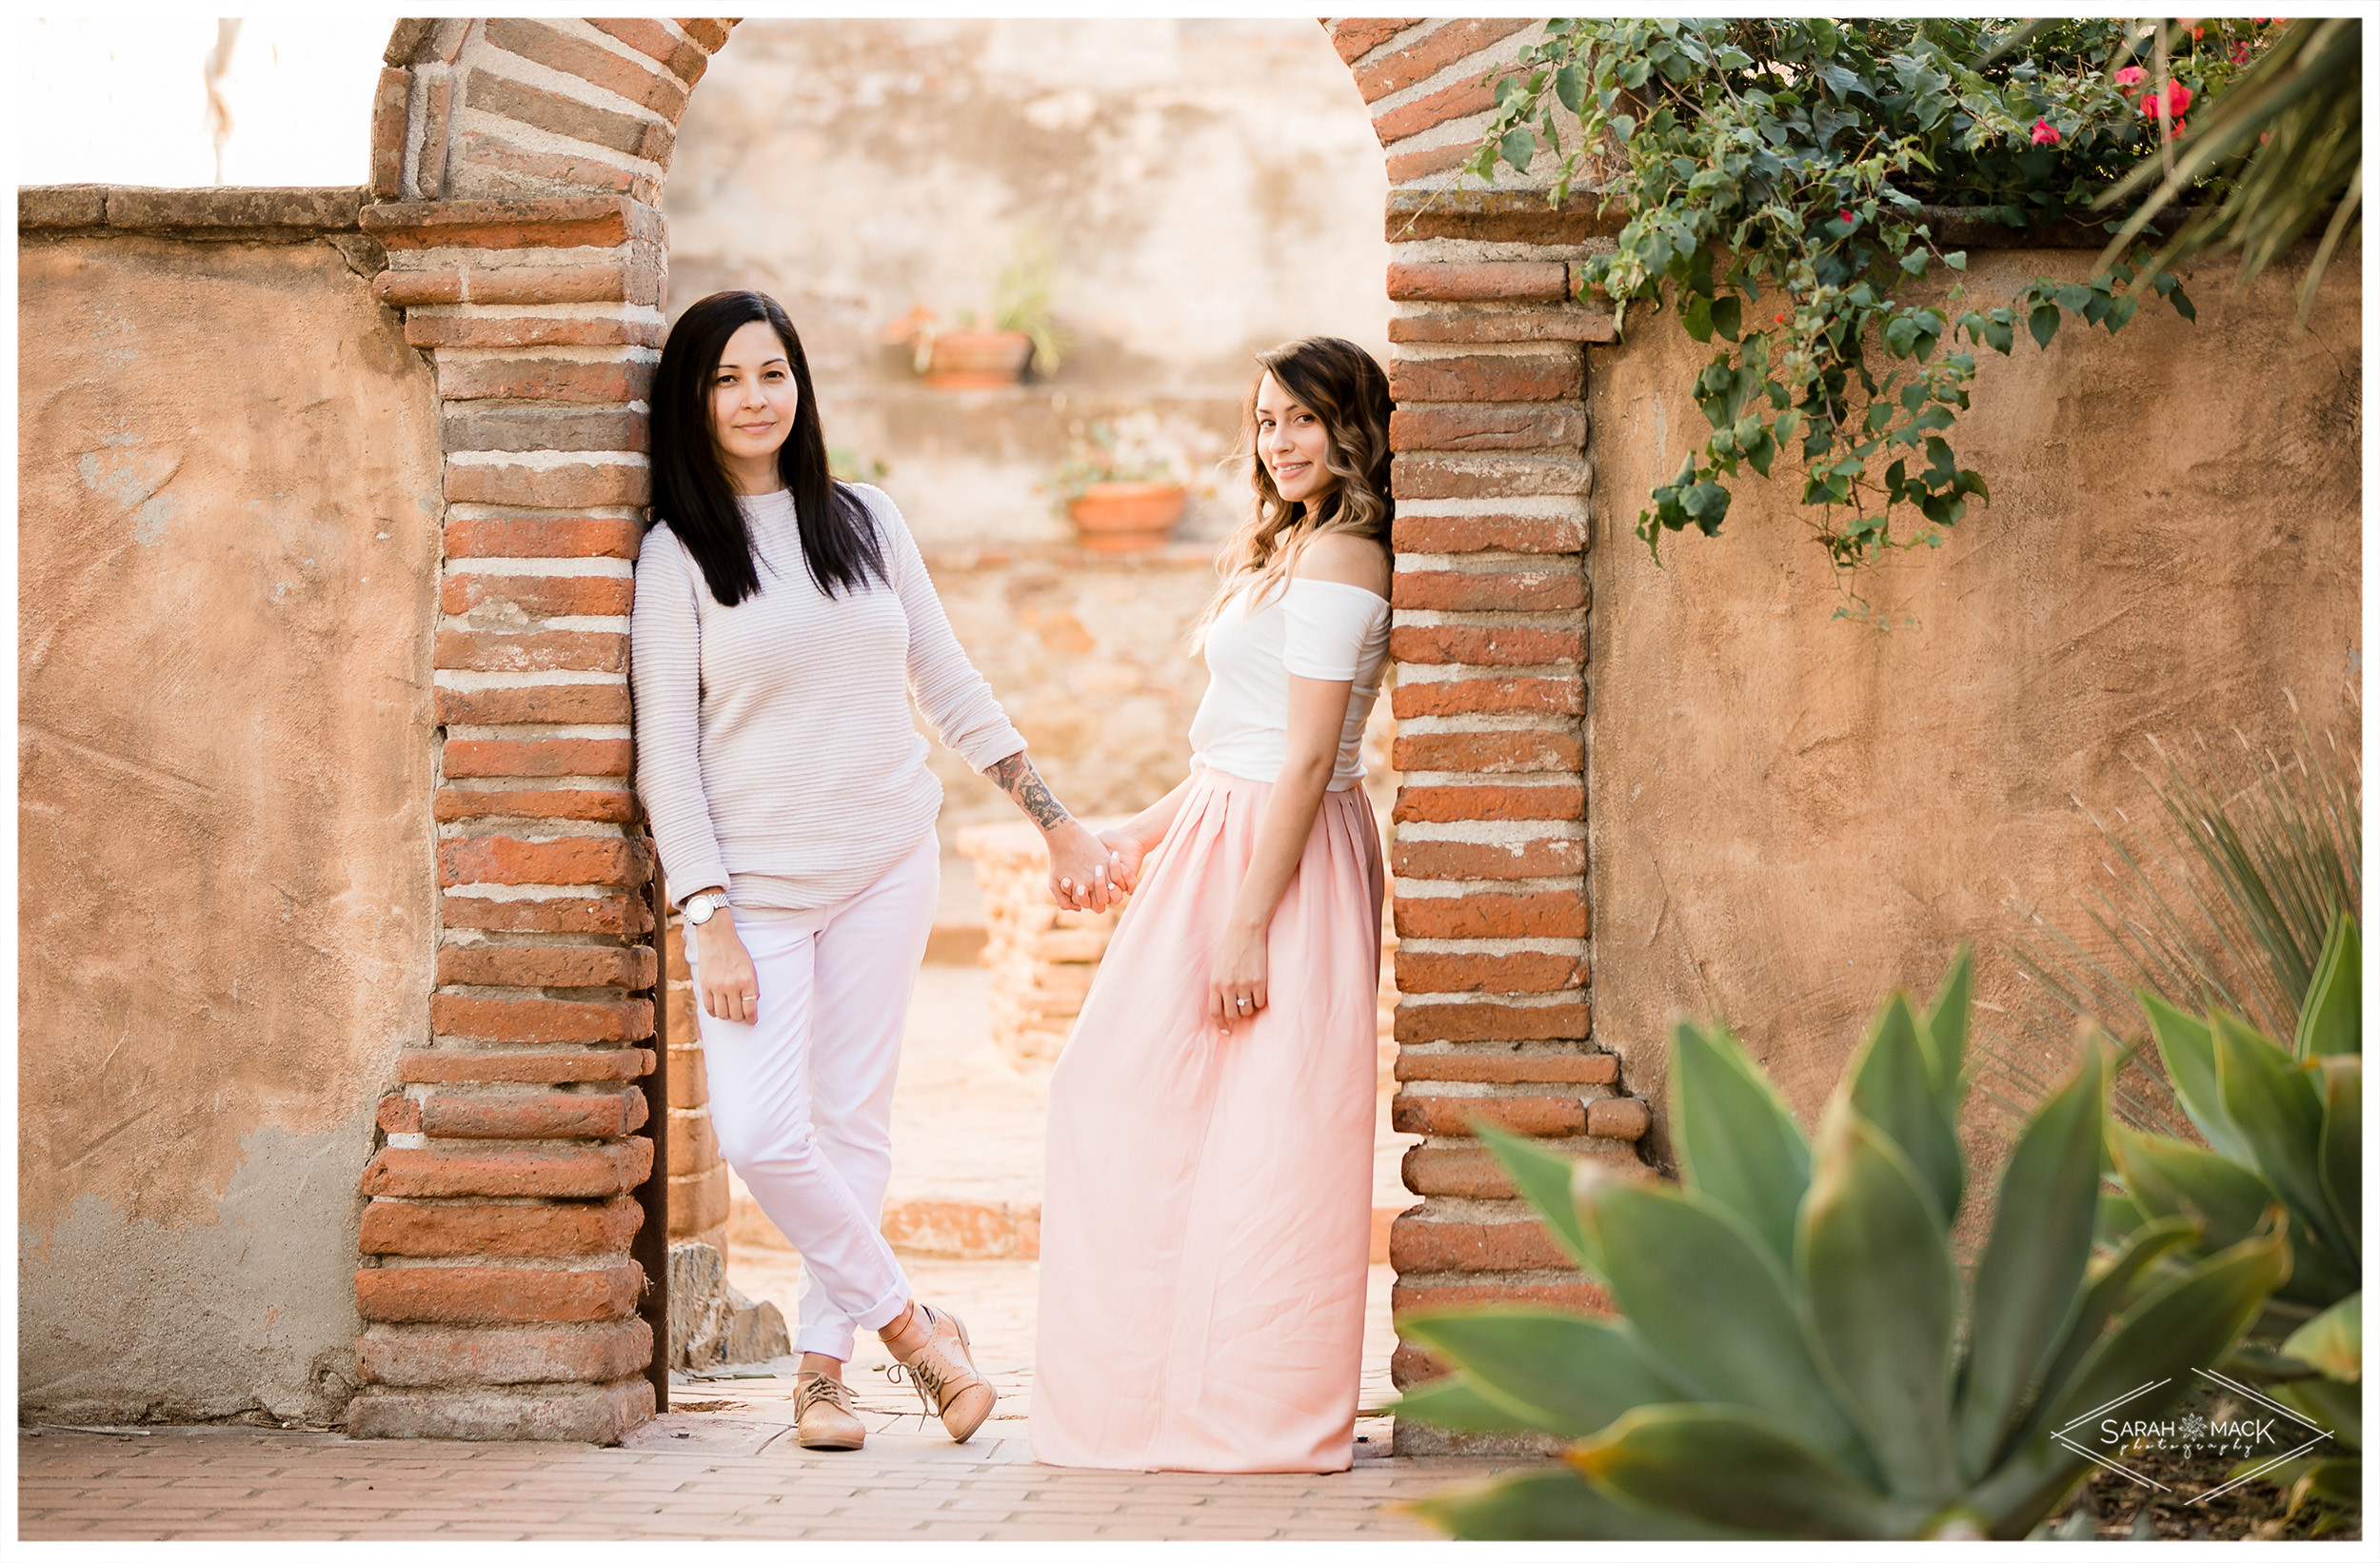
[1047,413,1200,553]
[879,236,1066,389]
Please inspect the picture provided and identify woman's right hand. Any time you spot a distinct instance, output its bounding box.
[1097,828,1147,894]
[696,916,760,1023]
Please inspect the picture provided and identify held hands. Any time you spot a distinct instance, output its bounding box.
[1095,828,1146,895]
[1046,819,1126,913]
[1209,920,1268,1038]
[695,916,761,1024]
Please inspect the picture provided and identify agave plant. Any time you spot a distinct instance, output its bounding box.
[1398,952,2294,1540]
[2103,911,2360,1316]
[2239,1295,2363,1527]
[2101,910,2360,1521]
[1984,726,2359,1139]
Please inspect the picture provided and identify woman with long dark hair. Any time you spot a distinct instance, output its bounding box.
[1031,337,1396,1472]
[632,290,1119,1453]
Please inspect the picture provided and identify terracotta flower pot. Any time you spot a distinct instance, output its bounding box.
[1067,482,1186,553]
[922,330,1033,388]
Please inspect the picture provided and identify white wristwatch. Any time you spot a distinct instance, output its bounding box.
[684,891,727,925]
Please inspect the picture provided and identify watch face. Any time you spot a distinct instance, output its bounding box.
[686,896,714,923]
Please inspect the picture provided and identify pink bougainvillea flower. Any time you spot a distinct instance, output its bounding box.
[2138,81,2192,122]
[2031,117,2062,145]
[2231,41,2251,64]
[2113,64,2147,88]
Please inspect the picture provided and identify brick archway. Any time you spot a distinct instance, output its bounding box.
[350,15,1645,1446]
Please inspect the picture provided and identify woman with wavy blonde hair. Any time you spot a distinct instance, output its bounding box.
[1032,337,1396,1473]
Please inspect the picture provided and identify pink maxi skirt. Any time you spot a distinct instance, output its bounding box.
[1031,767,1386,1473]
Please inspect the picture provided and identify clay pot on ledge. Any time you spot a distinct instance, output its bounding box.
[1067,482,1187,553]
[922,330,1033,388]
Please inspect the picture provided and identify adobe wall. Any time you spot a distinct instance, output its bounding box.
[18,191,445,1423]
[1588,245,2363,1154]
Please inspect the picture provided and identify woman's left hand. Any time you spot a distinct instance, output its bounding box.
[1209,921,1268,1037]
[1045,820,1121,912]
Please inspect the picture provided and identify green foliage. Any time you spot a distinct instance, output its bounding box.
[1986,728,2360,1136]
[1468,18,2288,603]
[2100,914,2360,1312]
[990,230,1067,374]
[1398,950,2295,1539]
[2100,926,2362,1526]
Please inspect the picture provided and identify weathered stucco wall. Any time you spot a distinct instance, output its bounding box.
[1588,246,2362,1155]
[19,226,444,1422]
[662,16,1390,546]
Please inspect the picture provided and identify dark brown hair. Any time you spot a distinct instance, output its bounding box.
[647,289,884,605]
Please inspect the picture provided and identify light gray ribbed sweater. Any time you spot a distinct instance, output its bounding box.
[630,485,1026,912]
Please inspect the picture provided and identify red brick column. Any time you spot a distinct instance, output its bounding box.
[1322,17,1654,1453]
[347,17,734,1444]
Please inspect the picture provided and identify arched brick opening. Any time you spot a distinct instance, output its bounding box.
[349,14,1649,1446]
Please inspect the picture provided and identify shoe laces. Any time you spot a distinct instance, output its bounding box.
[883,1354,949,1418]
[797,1375,856,1415]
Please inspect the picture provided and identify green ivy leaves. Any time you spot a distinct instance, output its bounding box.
[1467,18,2216,603]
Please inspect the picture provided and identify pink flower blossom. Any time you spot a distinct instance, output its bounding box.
[2138,80,2193,121]
[2231,41,2251,64]
[1838,208,1854,224]
[2113,64,2147,88]
[2031,117,2062,145]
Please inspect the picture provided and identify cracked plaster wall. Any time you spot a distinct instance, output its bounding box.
[19,232,442,1423]
[1588,245,2361,1160]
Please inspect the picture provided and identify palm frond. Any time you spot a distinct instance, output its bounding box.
[2094,18,2363,324]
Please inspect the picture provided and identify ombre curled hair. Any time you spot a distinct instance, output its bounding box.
[1192,336,1394,643]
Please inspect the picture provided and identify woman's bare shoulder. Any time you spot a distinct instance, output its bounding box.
[1290,531,1390,596]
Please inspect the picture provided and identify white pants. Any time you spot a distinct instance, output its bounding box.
[686,833,936,1360]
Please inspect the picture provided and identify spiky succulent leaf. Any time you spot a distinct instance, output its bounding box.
[1475,1122,1603,1280]
[2109,1124,2281,1254]
[1922,944,1974,1108]
[2294,912,2360,1058]
[1405,1467,1753,1541]
[2214,1011,2356,1268]
[1388,1373,1551,1435]
[1572,1405,1927,1539]
[1967,1218,2294,1538]
[1399,1307,1687,1440]
[2025,1217,2205,1444]
[2095,1188,2148,1247]
[1845,993,1963,1223]
[1954,1042,2103,1480]
[1668,1016,1810,1268]
[1578,1175,1873,1477]
[1799,1103,1959,1504]
[2142,992,2254,1162]
[2281,1293,2362,1385]
[2271,1375,2362,1452]
[2316,1056,2360,1267]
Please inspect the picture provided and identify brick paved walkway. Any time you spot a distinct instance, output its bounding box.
[18,1417,1525,1541]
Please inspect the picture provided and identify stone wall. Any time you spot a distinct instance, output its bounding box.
[1587,243,2363,1154]
[18,190,445,1425]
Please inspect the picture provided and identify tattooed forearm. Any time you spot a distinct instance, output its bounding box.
[989,751,1072,832]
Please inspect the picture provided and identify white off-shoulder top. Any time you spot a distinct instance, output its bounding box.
[1188,575,1392,791]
